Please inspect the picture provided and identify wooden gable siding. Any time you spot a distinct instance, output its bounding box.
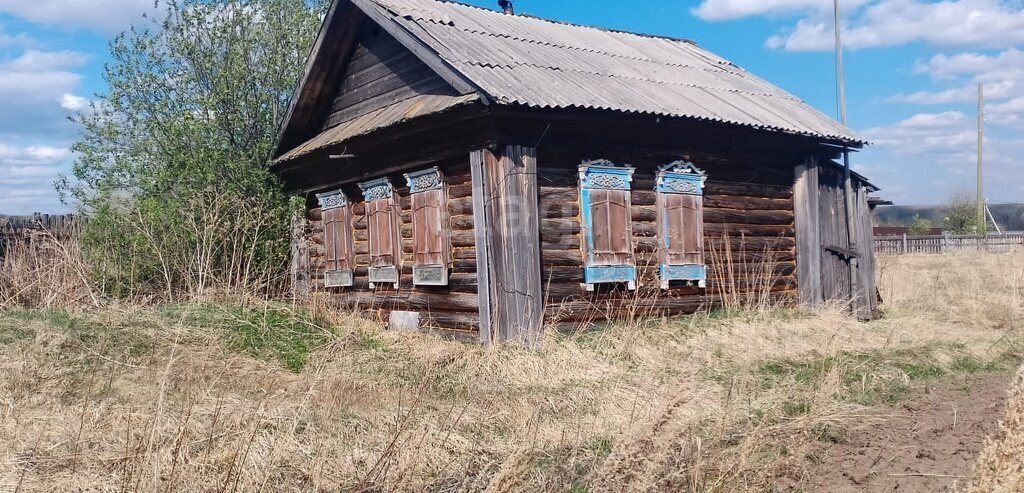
[323,23,457,130]
[538,147,798,328]
[305,158,479,337]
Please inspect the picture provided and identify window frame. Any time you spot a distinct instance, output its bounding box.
[578,160,636,291]
[358,177,401,288]
[404,167,450,286]
[656,161,708,289]
[316,190,354,288]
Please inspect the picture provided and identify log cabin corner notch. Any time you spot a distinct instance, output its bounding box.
[272,0,879,345]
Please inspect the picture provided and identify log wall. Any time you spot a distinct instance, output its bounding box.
[302,146,807,336]
[306,158,480,338]
[537,149,799,327]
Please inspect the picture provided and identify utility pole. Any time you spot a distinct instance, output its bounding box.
[834,0,859,310]
[977,84,986,236]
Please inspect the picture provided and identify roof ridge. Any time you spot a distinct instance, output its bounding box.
[375,0,700,45]
[416,19,740,76]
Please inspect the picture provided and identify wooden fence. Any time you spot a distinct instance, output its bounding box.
[875,234,1024,255]
[0,214,78,260]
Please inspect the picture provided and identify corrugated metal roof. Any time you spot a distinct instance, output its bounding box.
[275,93,480,163]
[368,0,863,144]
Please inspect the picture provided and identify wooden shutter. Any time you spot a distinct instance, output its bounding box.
[323,208,339,272]
[664,194,704,265]
[367,198,396,268]
[588,188,631,266]
[334,206,353,271]
[412,189,446,266]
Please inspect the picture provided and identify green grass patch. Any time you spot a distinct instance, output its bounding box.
[0,308,150,355]
[587,436,614,459]
[753,345,1017,408]
[566,484,591,493]
[0,312,35,344]
[164,304,335,372]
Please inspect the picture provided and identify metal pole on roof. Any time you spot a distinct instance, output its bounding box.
[834,0,860,313]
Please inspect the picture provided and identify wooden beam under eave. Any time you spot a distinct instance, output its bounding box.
[491,107,862,156]
[275,105,495,194]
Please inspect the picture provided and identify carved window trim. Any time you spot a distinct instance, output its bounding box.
[358,178,401,288]
[316,190,354,288]
[579,160,637,291]
[656,161,708,289]
[404,167,449,286]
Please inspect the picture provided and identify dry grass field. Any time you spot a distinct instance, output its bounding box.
[1,251,1022,492]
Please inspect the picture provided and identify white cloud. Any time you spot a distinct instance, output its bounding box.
[0,0,157,34]
[987,95,1024,124]
[759,0,1024,52]
[913,48,1024,80]
[858,111,1024,204]
[0,142,70,214]
[2,49,90,72]
[861,111,974,151]
[0,66,87,150]
[693,0,870,21]
[886,80,1019,104]
[0,24,33,48]
[60,94,89,111]
[885,49,1024,106]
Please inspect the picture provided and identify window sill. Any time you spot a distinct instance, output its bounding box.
[659,264,707,289]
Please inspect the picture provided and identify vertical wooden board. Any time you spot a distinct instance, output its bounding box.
[680,194,703,265]
[290,210,311,300]
[325,205,354,272]
[794,158,822,306]
[417,189,446,265]
[323,207,338,271]
[470,150,493,344]
[412,192,427,265]
[390,196,403,268]
[855,186,877,315]
[339,206,354,271]
[367,200,383,267]
[367,197,402,268]
[482,145,544,346]
[608,189,631,265]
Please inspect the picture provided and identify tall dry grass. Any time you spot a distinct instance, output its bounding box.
[0,228,99,309]
[0,252,1022,491]
[968,364,1024,493]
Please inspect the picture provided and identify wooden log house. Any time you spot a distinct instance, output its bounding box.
[272,0,879,344]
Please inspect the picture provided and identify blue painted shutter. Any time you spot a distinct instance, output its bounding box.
[657,164,707,288]
[579,164,636,288]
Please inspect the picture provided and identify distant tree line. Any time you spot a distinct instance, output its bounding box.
[874,196,1024,234]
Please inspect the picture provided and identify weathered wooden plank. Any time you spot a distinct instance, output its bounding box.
[338,291,481,312]
[482,145,544,346]
[794,158,822,307]
[704,208,794,226]
[470,149,493,345]
[290,212,311,300]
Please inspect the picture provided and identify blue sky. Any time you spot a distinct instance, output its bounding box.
[1,0,1022,214]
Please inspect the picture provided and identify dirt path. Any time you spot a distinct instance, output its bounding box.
[806,373,1012,492]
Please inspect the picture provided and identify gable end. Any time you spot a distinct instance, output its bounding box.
[322,22,459,130]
